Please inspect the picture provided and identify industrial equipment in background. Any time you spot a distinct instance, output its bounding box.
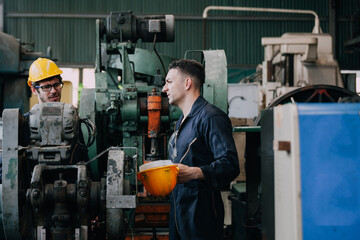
[219,6,360,240]
[206,6,356,119]
[0,11,229,240]
[260,32,345,107]
[0,31,51,116]
[202,5,360,240]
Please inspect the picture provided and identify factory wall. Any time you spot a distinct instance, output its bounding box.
[3,0,359,69]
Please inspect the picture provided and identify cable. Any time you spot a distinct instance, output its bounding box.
[153,33,167,77]
[85,146,113,165]
[70,143,78,164]
[125,217,134,240]
[78,118,97,149]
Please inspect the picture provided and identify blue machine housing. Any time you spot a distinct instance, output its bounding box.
[274,103,360,240]
[298,103,360,239]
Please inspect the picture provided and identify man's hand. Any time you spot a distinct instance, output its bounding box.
[175,163,205,184]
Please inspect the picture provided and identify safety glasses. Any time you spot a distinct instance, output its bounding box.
[35,82,63,92]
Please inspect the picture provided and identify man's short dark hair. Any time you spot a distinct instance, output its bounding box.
[168,59,205,88]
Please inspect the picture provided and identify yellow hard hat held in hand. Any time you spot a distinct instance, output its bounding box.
[27,58,63,87]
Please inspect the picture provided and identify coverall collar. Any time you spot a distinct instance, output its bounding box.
[179,96,207,124]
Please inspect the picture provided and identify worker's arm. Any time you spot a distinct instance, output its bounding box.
[176,163,204,183]
[175,113,239,188]
[199,114,240,189]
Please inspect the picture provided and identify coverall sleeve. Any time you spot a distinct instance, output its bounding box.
[199,114,240,189]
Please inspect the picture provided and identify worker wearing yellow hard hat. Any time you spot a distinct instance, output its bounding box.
[28,58,63,103]
[25,57,89,164]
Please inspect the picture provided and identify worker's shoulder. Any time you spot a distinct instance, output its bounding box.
[191,96,229,124]
[201,101,227,118]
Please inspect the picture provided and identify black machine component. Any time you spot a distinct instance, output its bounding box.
[104,11,174,43]
[259,109,274,240]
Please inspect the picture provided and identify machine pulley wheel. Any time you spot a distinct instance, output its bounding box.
[267,84,357,108]
[254,85,358,125]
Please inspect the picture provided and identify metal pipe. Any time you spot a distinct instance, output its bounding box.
[202,6,322,34]
[5,12,108,19]
[5,12,330,22]
[202,5,323,49]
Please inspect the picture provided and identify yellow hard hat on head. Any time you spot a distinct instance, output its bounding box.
[27,58,63,87]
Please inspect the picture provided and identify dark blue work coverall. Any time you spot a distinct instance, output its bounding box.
[168,96,240,240]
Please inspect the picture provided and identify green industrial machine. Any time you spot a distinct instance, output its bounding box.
[80,11,228,178]
[79,12,178,181]
[78,11,229,237]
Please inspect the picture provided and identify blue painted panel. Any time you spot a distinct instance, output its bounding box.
[297,103,360,240]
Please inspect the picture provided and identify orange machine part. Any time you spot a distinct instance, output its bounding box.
[147,93,162,138]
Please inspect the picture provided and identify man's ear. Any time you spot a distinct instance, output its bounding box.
[184,77,192,90]
[30,86,38,95]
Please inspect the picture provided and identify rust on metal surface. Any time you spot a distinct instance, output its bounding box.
[147,92,162,138]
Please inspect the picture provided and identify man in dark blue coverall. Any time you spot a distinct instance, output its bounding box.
[162,59,240,240]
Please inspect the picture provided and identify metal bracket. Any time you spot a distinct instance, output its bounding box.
[106,195,136,208]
